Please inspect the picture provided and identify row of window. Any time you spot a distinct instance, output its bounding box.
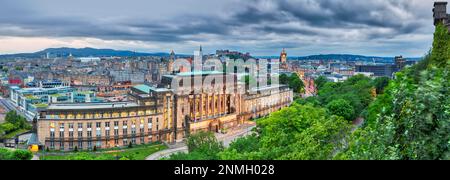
[49,125,158,138]
[49,118,161,138]
[45,109,160,120]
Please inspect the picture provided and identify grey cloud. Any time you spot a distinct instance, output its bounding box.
[0,0,436,56]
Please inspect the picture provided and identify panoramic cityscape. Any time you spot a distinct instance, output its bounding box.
[0,0,448,173]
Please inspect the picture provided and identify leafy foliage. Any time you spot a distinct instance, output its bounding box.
[339,24,450,160]
[168,131,224,160]
[220,103,351,160]
[314,76,328,91]
[317,75,375,120]
[372,77,390,94]
[326,99,355,121]
[0,111,31,138]
[431,23,450,68]
[41,144,166,160]
[0,148,33,160]
[280,73,305,93]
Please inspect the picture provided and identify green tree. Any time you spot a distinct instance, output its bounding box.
[1,111,31,135]
[169,131,224,160]
[431,23,450,68]
[11,149,33,160]
[0,148,12,160]
[340,25,450,159]
[279,74,289,85]
[0,123,16,134]
[326,99,355,121]
[372,77,390,94]
[288,73,305,93]
[187,131,223,152]
[249,103,351,160]
[315,76,328,90]
[0,148,32,160]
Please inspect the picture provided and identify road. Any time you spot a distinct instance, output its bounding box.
[216,122,256,147]
[146,121,256,160]
[331,117,365,157]
[0,97,15,111]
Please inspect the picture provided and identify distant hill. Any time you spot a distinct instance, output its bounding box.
[257,54,421,63]
[294,54,421,62]
[0,47,170,59]
[1,48,422,63]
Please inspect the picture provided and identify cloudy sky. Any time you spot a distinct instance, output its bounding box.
[0,0,437,57]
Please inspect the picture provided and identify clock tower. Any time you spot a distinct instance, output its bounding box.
[280,48,288,70]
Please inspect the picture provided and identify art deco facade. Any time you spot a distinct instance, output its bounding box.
[36,71,293,151]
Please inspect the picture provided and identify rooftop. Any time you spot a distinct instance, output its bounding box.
[16,86,72,93]
[133,84,170,93]
[46,102,139,110]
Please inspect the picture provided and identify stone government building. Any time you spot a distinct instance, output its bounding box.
[36,71,293,151]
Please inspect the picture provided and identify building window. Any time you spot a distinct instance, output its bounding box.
[87,123,92,129]
[105,122,110,128]
[87,141,92,150]
[50,131,55,138]
[114,129,119,136]
[105,130,110,138]
[123,121,128,126]
[78,131,83,138]
[131,128,136,135]
[60,141,64,150]
[60,123,65,129]
[69,131,74,138]
[123,128,128,135]
[96,141,101,148]
[49,141,55,150]
[114,138,119,145]
[69,123,74,129]
[96,129,101,137]
[77,123,83,129]
[59,131,64,138]
[87,131,92,138]
[114,121,119,127]
[123,139,128,145]
[78,141,83,150]
[148,122,153,130]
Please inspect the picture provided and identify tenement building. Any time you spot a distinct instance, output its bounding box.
[36,71,293,151]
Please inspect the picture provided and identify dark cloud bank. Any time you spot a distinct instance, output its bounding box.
[0,0,436,56]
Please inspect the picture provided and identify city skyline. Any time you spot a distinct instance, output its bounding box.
[0,0,436,57]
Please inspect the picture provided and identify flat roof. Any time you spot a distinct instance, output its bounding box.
[46,102,139,110]
[16,86,72,92]
[133,84,170,93]
[133,84,151,93]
